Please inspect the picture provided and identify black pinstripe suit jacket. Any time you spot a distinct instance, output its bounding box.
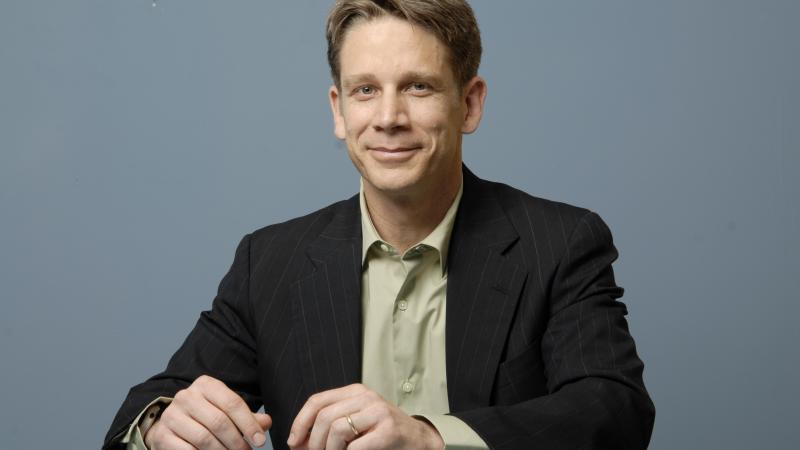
[105,166,655,449]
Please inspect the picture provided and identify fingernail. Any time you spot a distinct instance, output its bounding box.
[253,432,266,447]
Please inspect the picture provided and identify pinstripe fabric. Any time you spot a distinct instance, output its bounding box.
[104,166,654,450]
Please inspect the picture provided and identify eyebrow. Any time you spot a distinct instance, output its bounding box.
[341,71,444,88]
[341,74,376,88]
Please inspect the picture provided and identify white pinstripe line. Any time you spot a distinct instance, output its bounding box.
[296,282,318,389]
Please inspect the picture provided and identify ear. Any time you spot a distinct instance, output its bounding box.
[328,85,346,139]
[461,76,487,134]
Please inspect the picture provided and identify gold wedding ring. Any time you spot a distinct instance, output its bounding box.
[346,414,360,437]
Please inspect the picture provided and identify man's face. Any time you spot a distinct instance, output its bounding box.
[329,16,485,197]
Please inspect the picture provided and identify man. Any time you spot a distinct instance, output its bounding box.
[105,1,655,449]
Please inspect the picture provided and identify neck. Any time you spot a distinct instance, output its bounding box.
[363,174,461,254]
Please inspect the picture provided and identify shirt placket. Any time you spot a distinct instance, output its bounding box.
[392,248,427,412]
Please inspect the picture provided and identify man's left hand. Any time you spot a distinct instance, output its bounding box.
[287,383,444,450]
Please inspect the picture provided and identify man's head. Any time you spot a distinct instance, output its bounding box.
[325,0,487,199]
[326,0,482,91]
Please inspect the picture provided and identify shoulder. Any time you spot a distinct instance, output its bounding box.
[466,174,617,269]
[478,176,599,235]
[465,175,621,300]
[244,194,359,256]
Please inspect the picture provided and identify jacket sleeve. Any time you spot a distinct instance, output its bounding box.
[103,234,261,449]
[451,212,655,449]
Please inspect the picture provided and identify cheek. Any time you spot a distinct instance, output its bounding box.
[413,98,459,130]
[412,107,447,136]
[343,108,372,140]
[425,115,460,148]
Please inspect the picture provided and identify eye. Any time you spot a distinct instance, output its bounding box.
[356,85,375,96]
[409,82,428,91]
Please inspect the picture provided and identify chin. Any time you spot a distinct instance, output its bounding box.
[363,168,422,195]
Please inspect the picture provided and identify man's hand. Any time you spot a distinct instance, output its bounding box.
[287,383,444,450]
[144,375,271,450]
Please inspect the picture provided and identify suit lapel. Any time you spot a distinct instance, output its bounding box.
[288,168,528,409]
[446,167,528,411]
[291,196,363,395]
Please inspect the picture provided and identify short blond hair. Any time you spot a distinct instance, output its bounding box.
[326,0,482,89]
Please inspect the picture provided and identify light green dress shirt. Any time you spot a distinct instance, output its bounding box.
[121,181,488,449]
[359,179,487,449]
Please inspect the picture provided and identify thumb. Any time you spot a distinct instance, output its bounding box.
[255,412,273,431]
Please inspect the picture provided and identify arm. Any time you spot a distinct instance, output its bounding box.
[452,212,655,449]
[104,234,265,449]
[421,415,488,449]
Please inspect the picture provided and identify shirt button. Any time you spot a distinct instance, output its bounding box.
[380,243,390,252]
[401,381,414,393]
[397,300,408,311]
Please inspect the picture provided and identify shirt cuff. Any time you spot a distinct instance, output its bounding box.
[120,397,173,449]
[415,414,489,450]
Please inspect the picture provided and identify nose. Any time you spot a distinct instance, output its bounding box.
[373,90,409,132]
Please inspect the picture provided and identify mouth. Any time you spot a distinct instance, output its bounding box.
[369,146,421,153]
[367,146,421,163]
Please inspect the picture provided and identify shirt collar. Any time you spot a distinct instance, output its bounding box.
[359,178,463,277]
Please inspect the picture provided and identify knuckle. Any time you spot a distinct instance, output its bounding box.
[317,406,334,423]
[173,388,189,403]
[196,374,219,390]
[147,421,166,443]
[195,428,215,448]
[375,402,389,415]
[158,413,173,430]
[222,394,243,412]
[365,389,381,402]
[314,438,329,450]
[159,407,178,428]
[331,418,349,437]
[208,410,229,432]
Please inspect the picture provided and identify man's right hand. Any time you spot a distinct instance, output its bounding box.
[144,375,271,450]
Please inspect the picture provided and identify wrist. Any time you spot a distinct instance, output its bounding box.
[140,401,167,447]
[415,417,445,450]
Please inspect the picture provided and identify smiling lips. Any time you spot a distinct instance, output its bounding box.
[369,146,421,162]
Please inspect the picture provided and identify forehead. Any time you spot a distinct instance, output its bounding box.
[338,16,454,83]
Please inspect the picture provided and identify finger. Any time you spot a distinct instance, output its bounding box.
[162,409,227,450]
[146,419,197,450]
[151,431,197,450]
[325,412,375,450]
[288,384,368,447]
[346,432,383,450]
[329,410,379,450]
[144,418,164,449]
[306,394,372,450]
[177,392,249,450]
[324,417,351,450]
[197,376,267,448]
[254,412,273,432]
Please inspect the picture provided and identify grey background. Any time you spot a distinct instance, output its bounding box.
[1,1,797,449]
